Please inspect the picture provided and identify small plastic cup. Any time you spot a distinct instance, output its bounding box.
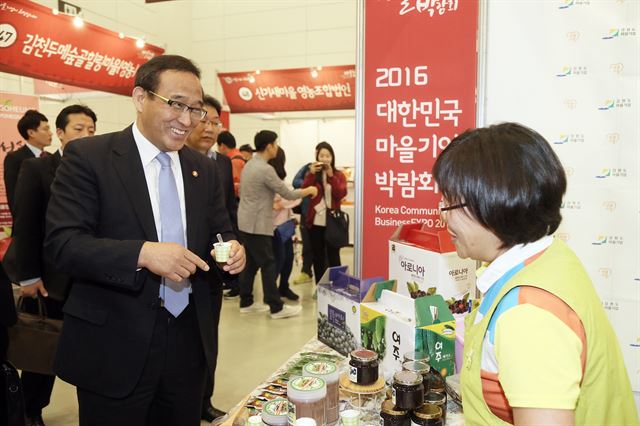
[295,418,317,426]
[339,410,359,426]
[213,241,232,264]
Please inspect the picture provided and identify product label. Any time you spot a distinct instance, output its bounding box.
[349,366,358,382]
[392,387,397,405]
[265,399,288,416]
[304,361,337,375]
[291,376,324,391]
[328,304,346,329]
[287,401,296,426]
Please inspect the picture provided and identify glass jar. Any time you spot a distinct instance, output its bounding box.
[401,361,431,400]
[403,350,430,365]
[410,404,442,426]
[262,398,289,426]
[303,361,339,425]
[424,371,445,395]
[391,371,424,411]
[423,392,446,424]
[349,349,379,385]
[380,399,410,426]
[287,376,327,426]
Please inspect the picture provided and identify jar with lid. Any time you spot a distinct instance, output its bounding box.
[401,361,430,400]
[391,371,424,411]
[262,398,289,426]
[379,399,409,426]
[287,376,327,426]
[403,350,430,365]
[424,372,445,395]
[410,404,442,426]
[348,349,379,385]
[424,392,446,424]
[303,361,339,424]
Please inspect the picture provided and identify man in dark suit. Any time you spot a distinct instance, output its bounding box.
[4,104,96,426]
[3,110,52,215]
[185,94,236,423]
[44,55,246,426]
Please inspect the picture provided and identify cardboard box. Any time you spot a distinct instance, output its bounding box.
[360,284,456,379]
[389,224,477,300]
[316,266,383,356]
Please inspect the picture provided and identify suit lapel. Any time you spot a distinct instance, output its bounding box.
[179,148,203,251]
[112,127,158,242]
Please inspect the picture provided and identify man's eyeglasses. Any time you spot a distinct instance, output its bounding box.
[201,119,223,128]
[438,200,467,220]
[147,91,207,121]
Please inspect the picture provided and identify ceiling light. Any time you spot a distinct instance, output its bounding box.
[316,66,323,71]
[52,8,59,15]
[118,32,125,39]
[135,38,145,48]
[248,75,256,83]
[72,16,84,28]
[310,69,319,78]
[255,70,261,75]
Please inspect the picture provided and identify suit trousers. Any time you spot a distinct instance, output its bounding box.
[19,297,64,417]
[238,231,283,313]
[309,225,342,283]
[201,290,222,409]
[76,300,206,426]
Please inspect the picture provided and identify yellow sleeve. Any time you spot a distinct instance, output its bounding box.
[494,304,583,409]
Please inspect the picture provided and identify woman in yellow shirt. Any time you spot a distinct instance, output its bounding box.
[432,122,638,425]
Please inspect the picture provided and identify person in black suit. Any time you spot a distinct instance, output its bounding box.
[4,104,97,426]
[44,55,246,426]
[3,110,52,215]
[185,94,236,423]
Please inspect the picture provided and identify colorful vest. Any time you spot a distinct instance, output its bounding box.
[460,239,638,425]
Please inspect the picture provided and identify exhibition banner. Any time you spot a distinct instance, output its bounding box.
[483,0,639,393]
[33,79,92,95]
[218,65,355,113]
[360,0,479,278]
[0,0,164,96]
[0,92,39,230]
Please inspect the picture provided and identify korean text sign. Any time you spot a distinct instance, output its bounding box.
[361,0,478,278]
[218,65,355,113]
[0,0,164,96]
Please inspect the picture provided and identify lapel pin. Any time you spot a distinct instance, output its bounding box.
[192,170,199,177]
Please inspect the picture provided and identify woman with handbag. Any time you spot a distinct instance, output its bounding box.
[269,147,301,301]
[302,142,348,283]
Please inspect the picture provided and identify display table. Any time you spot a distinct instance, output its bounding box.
[217,338,463,426]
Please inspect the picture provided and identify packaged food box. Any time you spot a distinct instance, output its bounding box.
[316,266,383,356]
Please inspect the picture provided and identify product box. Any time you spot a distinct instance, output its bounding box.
[316,266,383,356]
[360,284,456,379]
[388,224,477,301]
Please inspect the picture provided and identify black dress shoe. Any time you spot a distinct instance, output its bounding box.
[201,405,227,422]
[279,288,299,301]
[25,414,45,426]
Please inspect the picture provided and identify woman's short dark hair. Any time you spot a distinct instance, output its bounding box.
[134,55,201,93]
[17,110,48,140]
[433,122,566,248]
[315,141,336,171]
[254,130,277,152]
[268,147,287,180]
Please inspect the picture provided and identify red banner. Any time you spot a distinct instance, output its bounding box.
[0,92,39,229]
[0,0,164,96]
[360,0,478,278]
[218,65,355,113]
[33,79,92,95]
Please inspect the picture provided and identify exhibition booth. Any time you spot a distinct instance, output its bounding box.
[0,0,638,424]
